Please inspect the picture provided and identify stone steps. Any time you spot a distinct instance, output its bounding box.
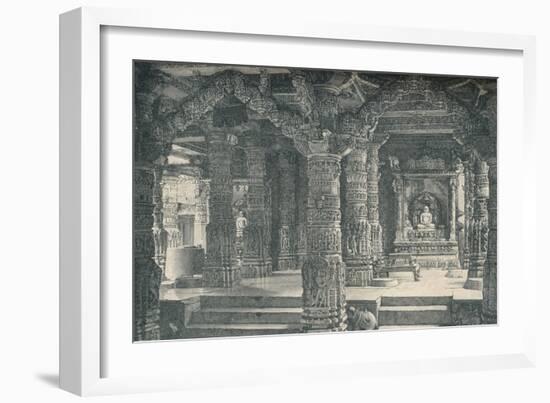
[378,294,453,327]
[378,304,452,326]
[200,295,302,309]
[370,278,398,287]
[381,295,452,306]
[184,323,303,338]
[187,295,304,338]
[191,307,303,324]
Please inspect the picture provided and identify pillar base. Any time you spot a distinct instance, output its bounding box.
[202,266,241,288]
[302,308,347,332]
[240,258,271,279]
[464,277,483,290]
[277,255,297,271]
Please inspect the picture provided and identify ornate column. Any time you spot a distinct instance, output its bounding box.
[449,177,457,241]
[194,179,210,249]
[162,174,182,249]
[482,157,497,323]
[277,150,298,271]
[152,165,167,276]
[133,165,162,341]
[295,155,308,270]
[462,161,473,271]
[465,159,489,290]
[392,175,405,242]
[366,143,383,258]
[242,144,271,277]
[302,153,346,332]
[203,134,240,287]
[342,148,371,286]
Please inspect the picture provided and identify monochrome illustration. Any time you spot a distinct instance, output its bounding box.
[133,61,497,341]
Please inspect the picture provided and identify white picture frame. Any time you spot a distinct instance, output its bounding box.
[60,6,537,396]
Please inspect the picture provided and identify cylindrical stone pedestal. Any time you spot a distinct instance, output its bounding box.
[164,247,195,281]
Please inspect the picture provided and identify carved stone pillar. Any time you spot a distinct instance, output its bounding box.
[302,153,346,332]
[162,174,182,249]
[392,175,405,242]
[194,179,210,249]
[462,161,473,271]
[342,149,371,286]
[152,166,167,276]
[134,165,162,341]
[482,157,497,323]
[242,145,271,277]
[277,150,298,271]
[263,178,273,274]
[366,143,383,258]
[295,155,308,270]
[465,160,489,290]
[203,135,240,287]
[449,177,457,241]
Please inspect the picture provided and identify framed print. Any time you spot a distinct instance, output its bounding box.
[60,6,537,396]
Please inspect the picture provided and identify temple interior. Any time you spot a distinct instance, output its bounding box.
[133,62,497,341]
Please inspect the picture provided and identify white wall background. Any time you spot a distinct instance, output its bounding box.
[0,0,547,401]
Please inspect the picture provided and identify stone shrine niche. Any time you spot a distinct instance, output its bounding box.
[403,178,448,239]
[388,153,460,270]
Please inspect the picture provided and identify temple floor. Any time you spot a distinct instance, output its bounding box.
[161,269,480,301]
[159,269,482,339]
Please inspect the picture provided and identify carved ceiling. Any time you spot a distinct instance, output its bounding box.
[134,61,496,164]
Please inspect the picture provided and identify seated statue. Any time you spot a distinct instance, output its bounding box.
[417,205,435,229]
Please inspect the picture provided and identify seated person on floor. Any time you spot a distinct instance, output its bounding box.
[409,255,421,281]
[347,306,378,331]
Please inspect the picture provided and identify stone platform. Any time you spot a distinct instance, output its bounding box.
[392,241,460,270]
[160,269,481,339]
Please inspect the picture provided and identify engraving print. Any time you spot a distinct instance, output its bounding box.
[133,61,497,341]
